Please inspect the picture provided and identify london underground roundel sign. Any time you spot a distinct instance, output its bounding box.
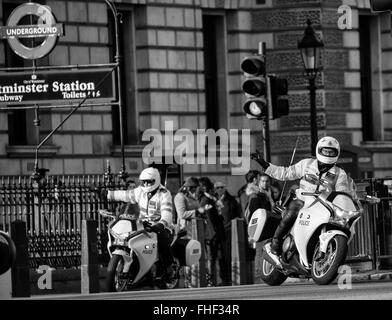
[0,3,64,60]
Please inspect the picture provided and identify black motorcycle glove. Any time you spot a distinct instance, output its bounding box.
[250,150,270,170]
[151,222,165,233]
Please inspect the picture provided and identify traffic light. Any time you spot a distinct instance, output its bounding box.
[369,0,392,11]
[240,54,267,120]
[268,75,289,120]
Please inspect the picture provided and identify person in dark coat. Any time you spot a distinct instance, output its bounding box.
[198,177,229,286]
[214,181,242,285]
[238,170,261,216]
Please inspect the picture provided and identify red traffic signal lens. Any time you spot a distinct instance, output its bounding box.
[241,57,265,76]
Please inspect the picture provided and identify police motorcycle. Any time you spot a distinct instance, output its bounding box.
[99,208,202,292]
[248,174,379,285]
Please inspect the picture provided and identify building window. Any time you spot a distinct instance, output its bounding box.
[3,0,51,146]
[359,15,374,141]
[108,6,138,145]
[359,13,384,142]
[202,12,229,132]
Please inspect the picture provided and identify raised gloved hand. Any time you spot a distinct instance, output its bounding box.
[250,150,270,170]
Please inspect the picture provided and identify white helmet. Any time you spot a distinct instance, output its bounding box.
[316,136,340,165]
[139,167,161,193]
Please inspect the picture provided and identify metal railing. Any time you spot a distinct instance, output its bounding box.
[0,174,391,271]
[346,178,392,269]
[0,172,128,269]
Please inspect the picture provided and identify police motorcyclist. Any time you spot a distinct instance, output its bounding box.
[101,167,175,281]
[251,136,350,262]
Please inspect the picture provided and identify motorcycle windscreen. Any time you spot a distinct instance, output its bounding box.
[329,193,359,212]
[111,219,136,236]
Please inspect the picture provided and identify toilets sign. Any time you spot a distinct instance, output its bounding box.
[0,2,64,59]
[0,69,116,106]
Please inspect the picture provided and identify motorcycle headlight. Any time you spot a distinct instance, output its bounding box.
[110,229,130,240]
[332,204,360,221]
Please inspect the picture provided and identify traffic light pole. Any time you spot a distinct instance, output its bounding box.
[262,119,271,162]
[261,42,271,162]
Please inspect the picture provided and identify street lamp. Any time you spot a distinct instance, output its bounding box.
[298,19,324,156]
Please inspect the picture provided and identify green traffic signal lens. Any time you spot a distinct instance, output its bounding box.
[249,102,262,116]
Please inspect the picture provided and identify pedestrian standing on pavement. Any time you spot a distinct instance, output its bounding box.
[174,177,202,237]
[174,176,211,287]
[237,170,261,217]
[258,173,276,209]
[214,181,242,286]
[198,177,229,286]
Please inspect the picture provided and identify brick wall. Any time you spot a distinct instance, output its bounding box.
[1,0,392,186]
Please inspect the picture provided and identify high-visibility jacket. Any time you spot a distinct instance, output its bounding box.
[107,185,173,229]
[265,158,350,207]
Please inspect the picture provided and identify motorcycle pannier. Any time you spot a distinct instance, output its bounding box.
[248,208,281,243]
[172,239,201,266]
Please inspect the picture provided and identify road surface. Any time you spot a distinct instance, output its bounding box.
[31,280,392,300]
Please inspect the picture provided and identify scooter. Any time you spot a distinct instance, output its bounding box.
[248,174,379,285]
[99,209,202,292]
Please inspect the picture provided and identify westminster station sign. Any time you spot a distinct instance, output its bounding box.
[0,2,117,107]
[0,69,116,106]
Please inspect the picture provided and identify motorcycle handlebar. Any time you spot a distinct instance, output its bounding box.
[98,209,115,219]
[365,195,381,204]
[301,192,320,196]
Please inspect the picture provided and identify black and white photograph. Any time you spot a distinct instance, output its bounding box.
[0,0,392,311]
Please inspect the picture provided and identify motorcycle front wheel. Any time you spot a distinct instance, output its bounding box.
[106,254,129,292]
[260,256,287,286]
[311,235,348,285]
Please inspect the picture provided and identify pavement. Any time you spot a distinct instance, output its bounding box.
[285,269,392,283]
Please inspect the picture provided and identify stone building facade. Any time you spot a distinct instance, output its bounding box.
[1,0,392,195]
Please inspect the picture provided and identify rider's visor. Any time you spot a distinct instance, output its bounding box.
[319,147,338,157]
[141,179,155,186]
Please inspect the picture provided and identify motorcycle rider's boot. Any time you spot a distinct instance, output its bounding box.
[162,264,175,282]
[270,237,283,257]
[268,207,299,260]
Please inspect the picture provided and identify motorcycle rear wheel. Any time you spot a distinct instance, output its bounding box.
[311,235,348,285]
[260,256,287,286]
[106,254,129,292]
